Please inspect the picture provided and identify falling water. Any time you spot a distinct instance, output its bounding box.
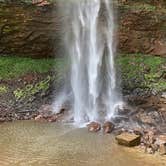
[54,0,122,125]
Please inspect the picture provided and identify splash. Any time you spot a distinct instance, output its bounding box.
[54,0,122,125]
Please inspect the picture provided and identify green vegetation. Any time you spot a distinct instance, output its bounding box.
[117,53,166,92]
[13,76,51,100]
[0,55,165,97]
[0,56,64,80]
[0,85,8,94]
[121,3,156,12]
[0,0,57,4]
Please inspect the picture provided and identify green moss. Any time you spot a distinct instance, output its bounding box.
[0,56,65,80]
[117,53,166,92]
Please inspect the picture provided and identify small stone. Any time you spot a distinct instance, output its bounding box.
[59,108,66,114]
[154,134,166,155]
[87,122,101,132]
[35,115,47,122]
[115,132,141,147]
[161,92,166,99]
[116,105,131,115]
[0,118,5,123]
[38,104,53,117]
[151,144,159,153]
[159,143,166,155]
[146,147,153,154]
[113,129,123,136]
[156,135,166,145]
[133,128,143,136]
[103,121,115,134]
[35,115,42,121]
[48,115,57,122]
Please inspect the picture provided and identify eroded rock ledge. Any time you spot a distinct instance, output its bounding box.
[0,1,166,57]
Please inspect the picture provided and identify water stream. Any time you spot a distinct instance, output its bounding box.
[54,0,122,125]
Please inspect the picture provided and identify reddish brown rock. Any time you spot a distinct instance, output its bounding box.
[34,115,47,122]
[103,121,115,134]
[35,105,68,123]
[87,122,101,132]
[0,1,166,58]
[116,132,141,147]
[48,115,58,122]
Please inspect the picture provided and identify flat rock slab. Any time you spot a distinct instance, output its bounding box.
[116,132,141,147]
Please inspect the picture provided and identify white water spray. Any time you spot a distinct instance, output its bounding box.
[54,0,122,125]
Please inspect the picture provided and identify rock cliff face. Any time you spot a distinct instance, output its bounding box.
[0,1,166,57]
[0,3,62,58]
[118,0,166,57]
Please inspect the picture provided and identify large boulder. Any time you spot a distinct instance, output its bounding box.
[115,132,141,147]
[103,121,115,134]
[87,122,101,132]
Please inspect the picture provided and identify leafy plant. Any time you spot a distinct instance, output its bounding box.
[13,76,51,101]
[0,85,8,94]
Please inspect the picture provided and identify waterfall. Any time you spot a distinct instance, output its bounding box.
[54,0,122,125]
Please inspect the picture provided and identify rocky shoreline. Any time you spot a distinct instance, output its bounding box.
[1,90,165,156]
[0,57,165,157]
[86,93,166,156]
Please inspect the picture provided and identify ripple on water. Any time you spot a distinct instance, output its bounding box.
[0,121,165,166]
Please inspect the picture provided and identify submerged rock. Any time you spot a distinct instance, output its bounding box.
[115,132,141,147]
[103,121,115,134]
[87,122,101,132]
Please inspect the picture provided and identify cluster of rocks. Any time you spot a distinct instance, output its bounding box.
[117,129,166,155]
[87,121,115,134]
[34,104,67,123]
[87,120,166,156]
[0,105,38,122]
[140,130,166,155]
[0,104,67,123]
[32,0,50,6]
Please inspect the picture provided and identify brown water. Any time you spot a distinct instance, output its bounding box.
[0,121,165,166]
